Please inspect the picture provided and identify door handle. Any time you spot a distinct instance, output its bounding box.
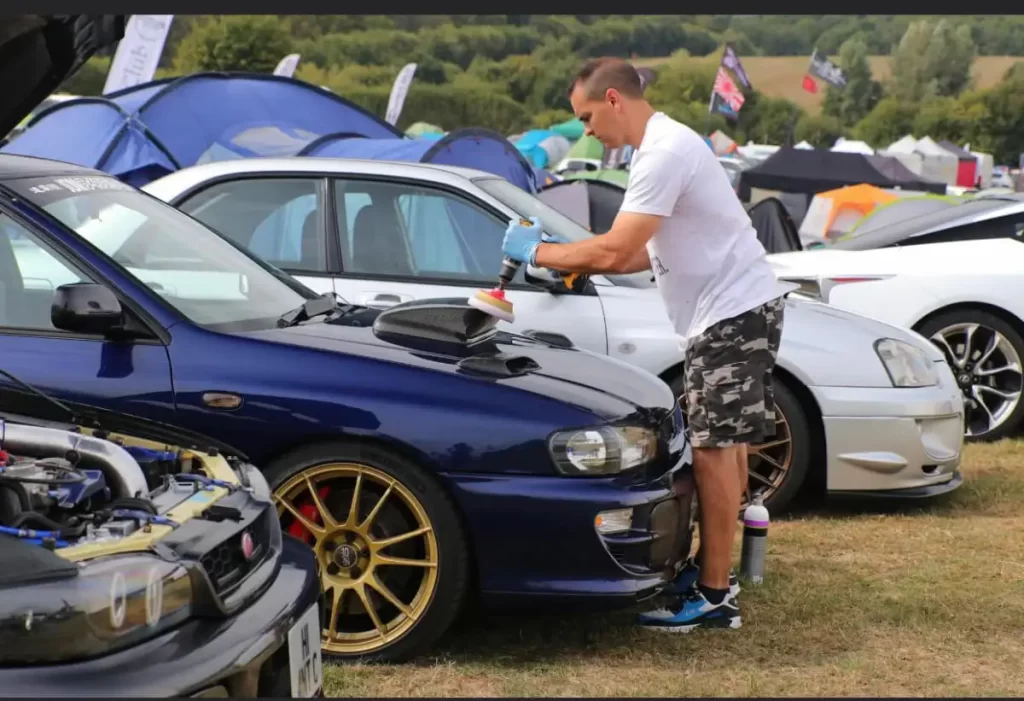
[361,292,412,309]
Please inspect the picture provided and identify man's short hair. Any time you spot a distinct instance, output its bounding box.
[567,57,644,101]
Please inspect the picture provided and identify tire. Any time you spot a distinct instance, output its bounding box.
[916,308,1024,442]
[668,371,812,514]
[264,440,470,664]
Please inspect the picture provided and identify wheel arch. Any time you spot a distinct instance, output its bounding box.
[658,361,828,490]
[259,431,482,600]
[913,301,1024,341]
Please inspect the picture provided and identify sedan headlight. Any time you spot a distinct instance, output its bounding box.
[549,425,658,476]
[875,338,938,388]
[0,554,192,664]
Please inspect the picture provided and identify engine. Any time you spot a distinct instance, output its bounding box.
[0,420,227,549]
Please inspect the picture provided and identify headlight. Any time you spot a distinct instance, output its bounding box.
[0,554,192,664]
[548,425,658,476]
[875,338,938,388]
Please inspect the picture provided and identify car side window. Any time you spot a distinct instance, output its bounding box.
[332,179,506,283]
[0,213,93,332]
[176,178,326,272]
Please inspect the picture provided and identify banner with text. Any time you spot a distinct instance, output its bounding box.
[385,63,418,126]
[103,15,174,95]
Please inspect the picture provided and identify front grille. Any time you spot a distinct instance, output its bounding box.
[200,510,269,595]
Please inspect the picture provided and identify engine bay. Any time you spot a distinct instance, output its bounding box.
[0,419,250,558]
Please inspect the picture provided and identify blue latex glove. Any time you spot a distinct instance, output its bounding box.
[502,216,544,265]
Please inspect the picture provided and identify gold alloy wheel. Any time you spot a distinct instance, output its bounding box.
[273,463,440,657]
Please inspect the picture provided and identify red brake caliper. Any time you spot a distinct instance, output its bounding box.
[287,486,332,545]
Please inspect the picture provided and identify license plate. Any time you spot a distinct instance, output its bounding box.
[288,603,323,697]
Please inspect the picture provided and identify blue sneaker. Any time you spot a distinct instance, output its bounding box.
[638,588,742,633]
[665,558,741,597]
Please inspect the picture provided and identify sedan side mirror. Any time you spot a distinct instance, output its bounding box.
[51,282,125,334]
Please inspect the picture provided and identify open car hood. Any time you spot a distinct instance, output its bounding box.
[0,15,126,136]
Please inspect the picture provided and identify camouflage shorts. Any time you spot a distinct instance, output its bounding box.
[683,296,786,448]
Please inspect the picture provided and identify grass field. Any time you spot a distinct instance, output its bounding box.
[634,55,1021,114]
[323,439,1024,697]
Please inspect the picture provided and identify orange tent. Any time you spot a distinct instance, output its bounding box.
[798,183,899,244]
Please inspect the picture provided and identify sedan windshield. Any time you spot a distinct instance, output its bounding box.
[8,174,311,331]
[473,176,655,288]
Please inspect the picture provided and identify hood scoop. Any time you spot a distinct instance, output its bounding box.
[372,297,502,357]
[457,353,541,379]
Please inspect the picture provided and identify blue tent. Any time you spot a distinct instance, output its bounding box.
[1,72,404,187]
[299,128,539,193]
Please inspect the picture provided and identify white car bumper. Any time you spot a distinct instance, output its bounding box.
[810,360,965,497]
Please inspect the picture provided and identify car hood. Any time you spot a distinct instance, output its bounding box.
[239,306,676,421]
[0,16,126,136]
[768,238,1022,277]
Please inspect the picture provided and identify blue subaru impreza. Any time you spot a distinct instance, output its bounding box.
[0,153,694,662]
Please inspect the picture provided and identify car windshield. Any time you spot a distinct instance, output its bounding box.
[9,174,312,331]
[830,198,1016,250]
[473,176,655,288]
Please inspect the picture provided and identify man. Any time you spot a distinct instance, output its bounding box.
[500,57,795,632]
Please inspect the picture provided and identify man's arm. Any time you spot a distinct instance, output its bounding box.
[534,211,661,274]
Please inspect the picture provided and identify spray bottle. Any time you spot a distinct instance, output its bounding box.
[739,495,769,584]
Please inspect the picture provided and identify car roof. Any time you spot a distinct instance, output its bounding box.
[0,153,108,181]
[142,157,496,196]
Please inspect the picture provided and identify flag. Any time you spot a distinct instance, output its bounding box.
[720,42,752,89]
[102,15,174,94]
[273,53,301,78]
[808,49,848,89]
[384,63,418,126]
[713,67,745,112]
[801,74,818,93]
[710,92,740,122]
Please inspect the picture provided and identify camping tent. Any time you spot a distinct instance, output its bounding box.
[512,129,572,169]
[297,128,540,193]
[0,72,404,187]
[737,147,948,198]
[554,134,605,172]
[559,168,629,187]
[971,150,994,188]
[831,138,874,154]
[537,178,626,234]
[405,121,444,138]
[745,197,803,254]
[798,183,898,245]
[938,140,979,188]
[904,136,960,186]
[844,193,960,236]
[549,117,584,141]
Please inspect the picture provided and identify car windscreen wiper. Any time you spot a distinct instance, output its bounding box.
[277,293,359,328]
[0,367,98,428]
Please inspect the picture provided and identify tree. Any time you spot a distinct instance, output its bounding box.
[795,113,845,148]
[853,97,918,147]
[173,16,293,74]
[821,36,883,127]
[888,19,975,103]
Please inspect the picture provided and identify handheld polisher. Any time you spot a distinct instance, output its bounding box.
[467,248,523,323]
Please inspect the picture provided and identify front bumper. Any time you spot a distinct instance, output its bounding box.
[1,535,322,698]
[442,451,695,609]
[811,360,965,496]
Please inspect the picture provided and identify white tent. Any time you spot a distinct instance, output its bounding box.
[794,140,814,150]
[910,136,960,186]
[969,148,994,189]
[831,137,874,154]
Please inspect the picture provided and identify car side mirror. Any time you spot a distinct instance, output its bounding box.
[51,282,125,334]
[523,265,593,295]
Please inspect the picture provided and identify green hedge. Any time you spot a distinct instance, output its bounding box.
[341,84,532,135]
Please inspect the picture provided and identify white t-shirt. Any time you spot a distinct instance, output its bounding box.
[619,112,796,342]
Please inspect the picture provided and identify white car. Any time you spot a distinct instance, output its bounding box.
[769,236,1024,442]
[144,158,966,513]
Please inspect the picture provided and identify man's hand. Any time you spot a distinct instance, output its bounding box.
[501,216,544,265]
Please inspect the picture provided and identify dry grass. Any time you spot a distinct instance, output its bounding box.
[634,55,1021,114]
[322,439,1024,697]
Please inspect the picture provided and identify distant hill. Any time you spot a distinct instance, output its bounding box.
[635,55,1020,114]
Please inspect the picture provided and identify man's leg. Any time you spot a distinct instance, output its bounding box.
[638,299,783,632]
